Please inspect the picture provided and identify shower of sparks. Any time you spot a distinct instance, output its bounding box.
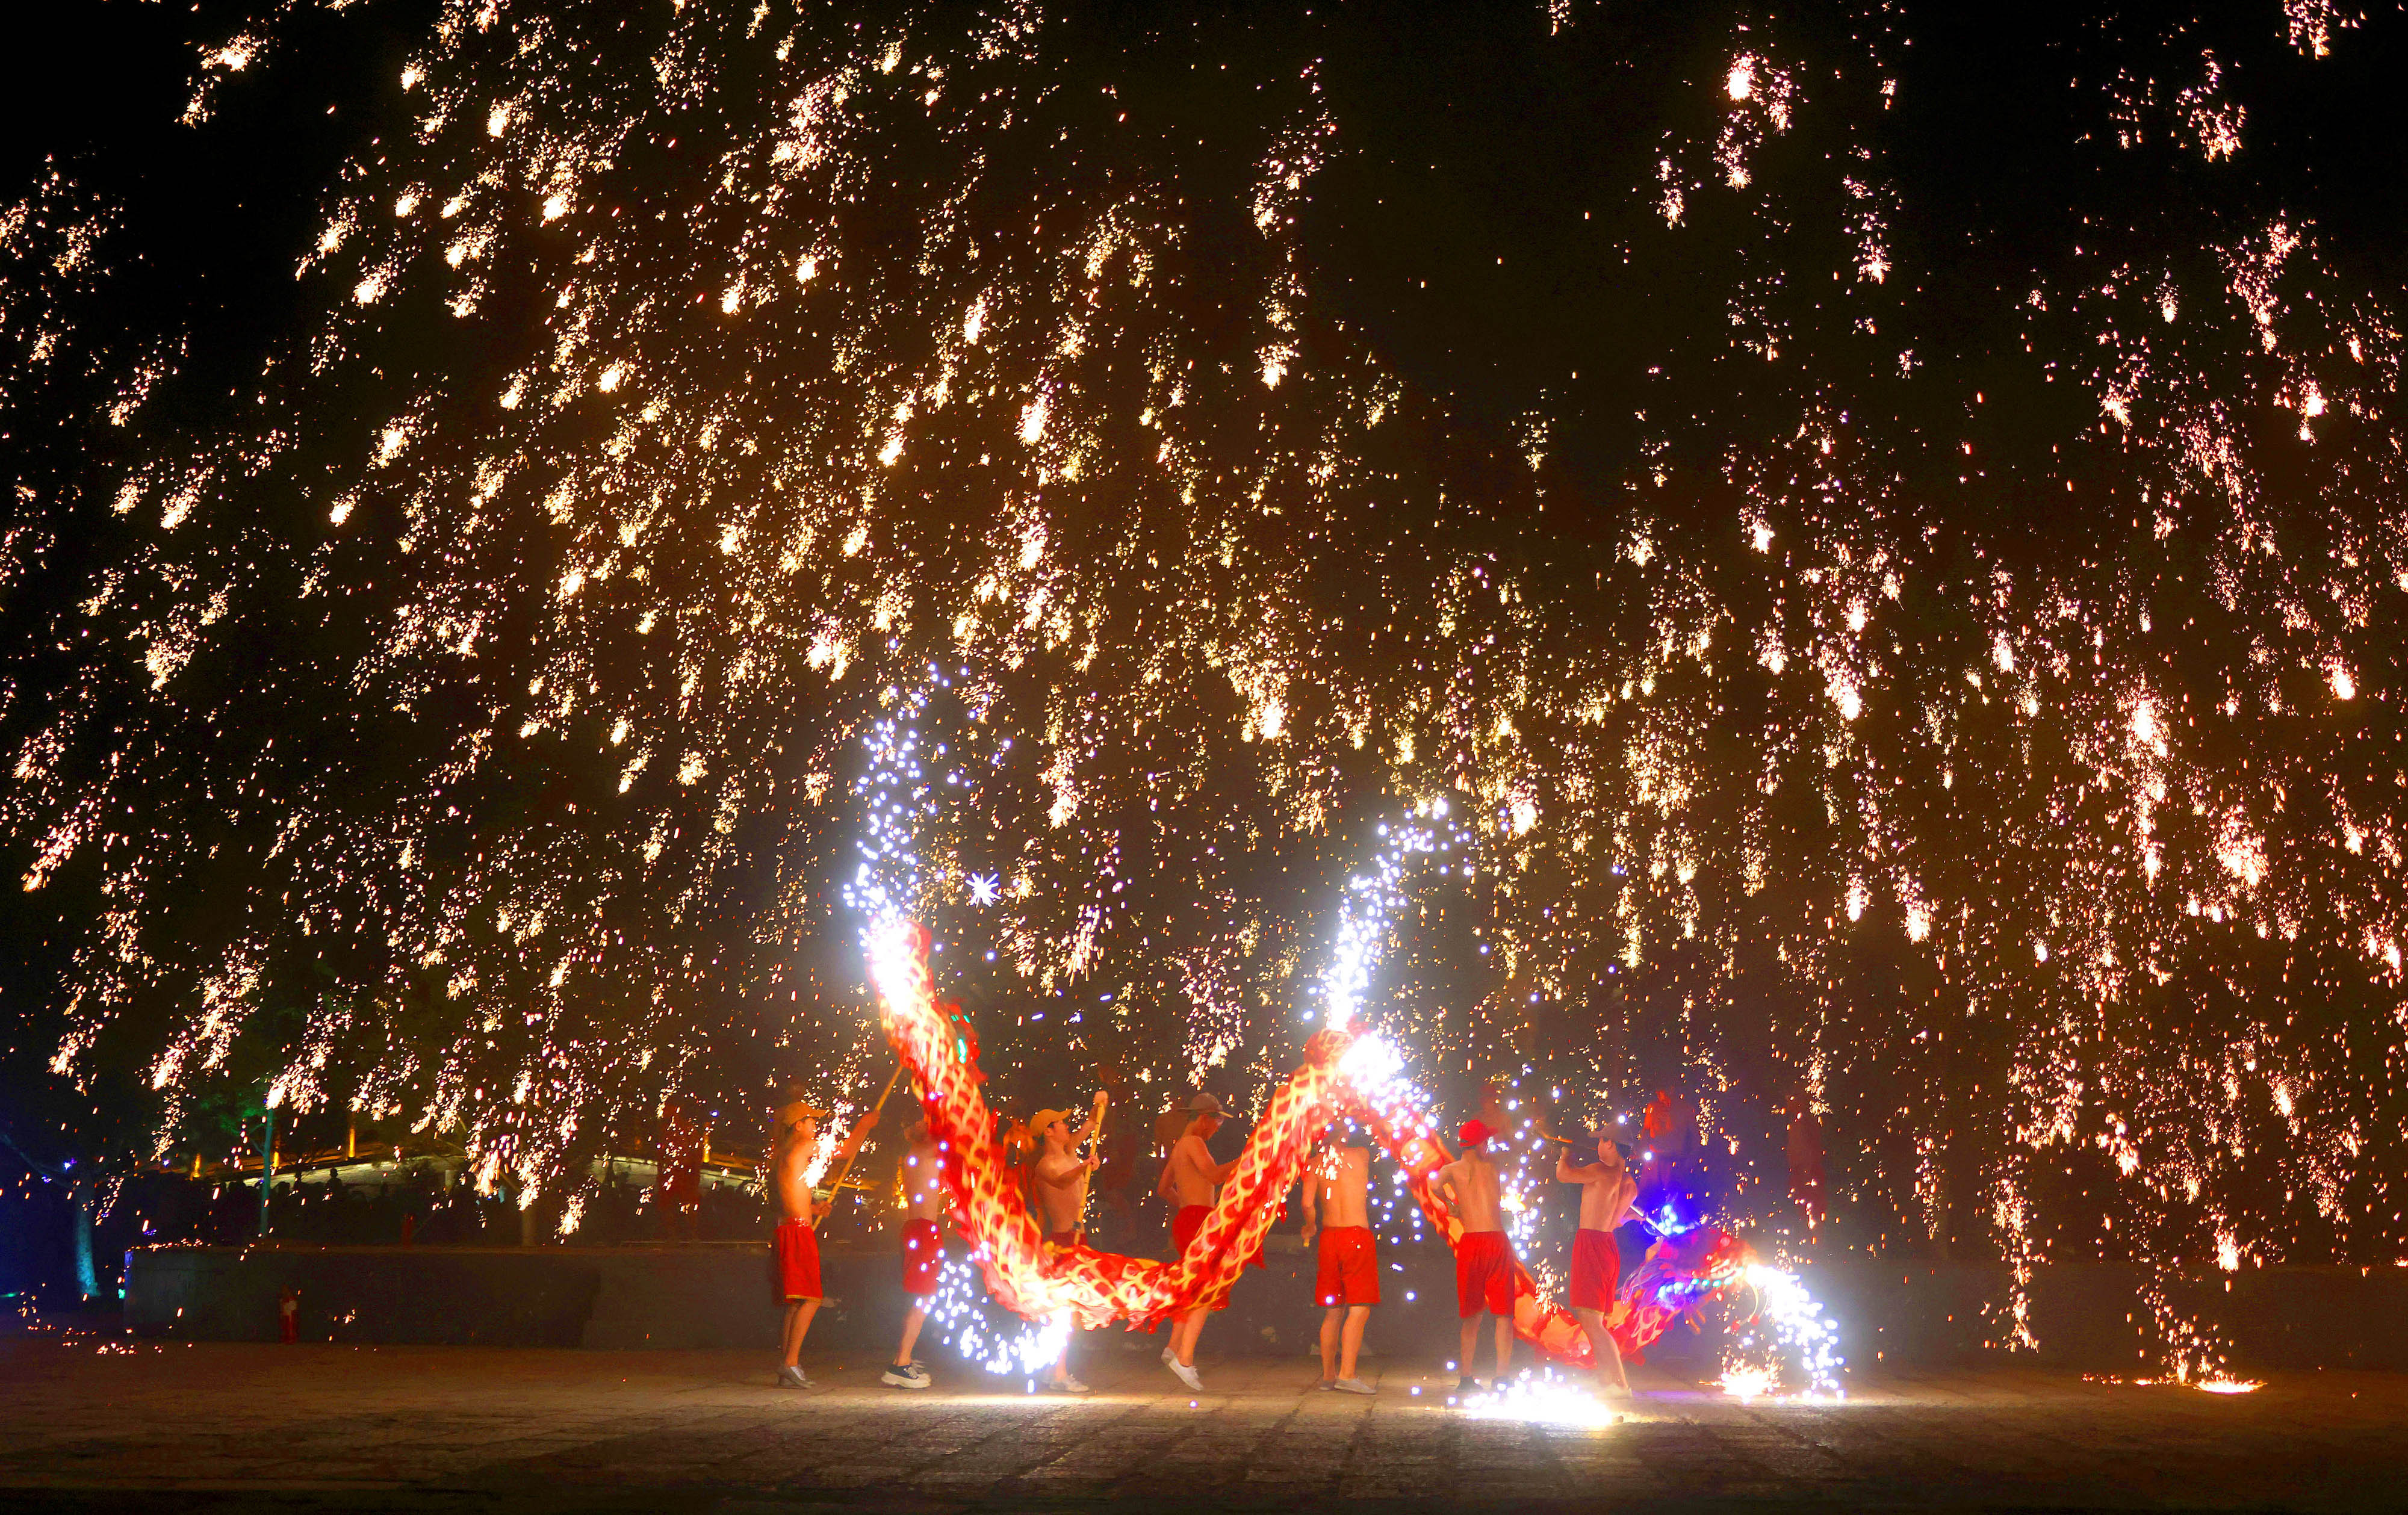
[2087,1372,2267,1394]
[1311,801,1467,1030]
[1,0,2403,1382]
[848,693,1076,1384]
[923,1250,1073,1383]
[1304,819,1846,1400]
[1718,1263,1846,1399]
[1460,1369,1628,1427]
[2197,1376,2265,1394]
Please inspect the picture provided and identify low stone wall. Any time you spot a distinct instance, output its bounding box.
[120,1235,1568,1363]
[1801,1257,2408,1373]
[123,1238,2408,1372]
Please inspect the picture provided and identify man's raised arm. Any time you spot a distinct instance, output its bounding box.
[833,1109,880,1166]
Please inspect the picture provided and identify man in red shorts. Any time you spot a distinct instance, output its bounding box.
[1558,1122,1637,1396]
[1300,1119,1377,1393]
[1435,1118,1522,1396]
[883,1112,945,1390]
[1028,1106,1099,1392]
[771,1089,877,1389]
[1160,1092,1241,1390]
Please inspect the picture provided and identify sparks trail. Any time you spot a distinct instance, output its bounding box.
[867,916,1757,1366]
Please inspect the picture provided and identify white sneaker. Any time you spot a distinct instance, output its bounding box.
[1044,1372,1092,1393]
[776,1365,811,1389]
[1161,1344,1176,1366]
[1333,1377,1374,1395]
[881,1363,932,1389]
[1168,1359,1203,1392]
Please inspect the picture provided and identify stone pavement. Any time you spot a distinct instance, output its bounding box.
[1,1327,2403,1513]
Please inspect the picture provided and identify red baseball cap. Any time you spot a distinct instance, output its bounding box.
[1458,1119,1492,1147]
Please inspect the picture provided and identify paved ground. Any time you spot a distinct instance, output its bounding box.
[1,1326,2403,1513]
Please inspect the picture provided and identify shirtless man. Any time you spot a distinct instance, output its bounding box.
[1435,1118,1520,1395]
[1028,1107,1099,1393]
[882,1114,945,1390]
[1161,1092,1241,1390]
[771,1091,877,1389]
[1300,1120,1377,1394]
[1558,1126,1637,1396]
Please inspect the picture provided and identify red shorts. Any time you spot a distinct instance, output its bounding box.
[775,1218,824,1303]
[1569,1227,1621,1312]
[901,1218,942,1297]
[1455,1229,1520,1319]
[1172,1203,1211,1256]
[1171,1204,1264,1312]
[1315,1226,1380,1308]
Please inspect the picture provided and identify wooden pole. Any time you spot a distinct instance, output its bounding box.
[1073,1090,1108,1244]
[817,1060,905,1225]
[258,1109,273,1238]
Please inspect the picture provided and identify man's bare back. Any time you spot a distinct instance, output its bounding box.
[1304,1142,1370,1234]
[1563,1146,1637,1232]
[1167,1132,1222,1209]
[903,1131,946,1224]
[1437,1147,1506,1233]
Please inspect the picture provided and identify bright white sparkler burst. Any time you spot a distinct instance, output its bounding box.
[1311,799,1465,1029]
[844,684,1084,1389]
[1718,1263,1846,1400]
[1460,1369,1631,1427]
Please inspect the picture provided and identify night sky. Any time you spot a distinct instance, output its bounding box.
[4,0,2406,1372]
